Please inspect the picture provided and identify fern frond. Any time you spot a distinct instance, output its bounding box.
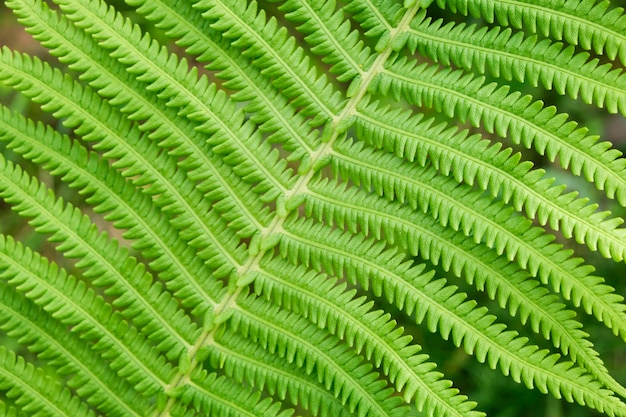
[0,155,195,358]
[0,48,247,279]
[174,370,294,417]
[0,235,170,397]
[278,220,626,415]
[251,257,485,416]
[209,331,353,417]
[8,0,272,238]
[231,296,409,417]
[55,0,293,201]
[0,282,147,416]
[0,347,96,417]
[377,59,626,205]
[343,0,397,39]
[267,0,371,83]
[327,140,626,338]
[192,0,342,118]
[0,105,220,315]
[435,0,626,64]
[304,179,626,398]
[125,0,319,163]
[355,98,626,261]
[0,0,625,415]
[406,10,626,113]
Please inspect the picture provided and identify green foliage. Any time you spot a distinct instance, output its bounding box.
[0,0,624,416]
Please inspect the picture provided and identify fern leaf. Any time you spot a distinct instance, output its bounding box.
[0,48,247,279]
[435,0,626,65]
[0,282,147,416]
[343,0,397,39]
[406,10,626,113]
[355,97,626,260]
[377,59,626,205]
[268,0,371,83]
[278,220,626,415]
[251,257,485,416]
[193,0,342,118]
[0,0,625,416]
[304,179,626,398]
[173,371,293,417]
[7,0,272,238]
[0,235,171,398]
[55,0,293,202]
[209,331,353,417]
[125,0,319,162]
[0,155,196,359]
[0,106,220,315]
[231,296,409,417]
[0,347,96,417]
[326,140,626,338]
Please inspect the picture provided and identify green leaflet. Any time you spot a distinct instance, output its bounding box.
[0,0,624,416]
[435,0,626,64]
[406,10,626,113]
[0,277,148,416]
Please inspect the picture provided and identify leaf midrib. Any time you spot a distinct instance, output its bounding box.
[153,3,423,416]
